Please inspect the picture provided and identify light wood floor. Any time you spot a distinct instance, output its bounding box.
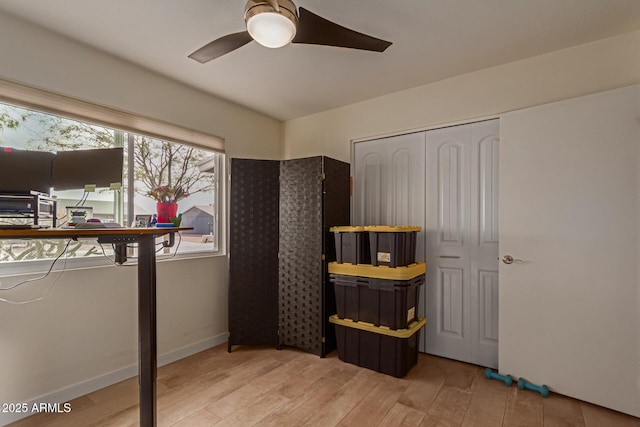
[9,344,640,427]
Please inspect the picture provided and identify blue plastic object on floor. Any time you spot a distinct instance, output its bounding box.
[518,377,550,397]
[484,368,513,386]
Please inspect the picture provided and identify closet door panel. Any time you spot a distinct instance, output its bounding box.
[471,120,500,368]
[353,133,425,258]
[425,120,499,368]
[425,124,472,362]
[353,133,426,350]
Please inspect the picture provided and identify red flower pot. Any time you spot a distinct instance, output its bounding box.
[156,202,178,224]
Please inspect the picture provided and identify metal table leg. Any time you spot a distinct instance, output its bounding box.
[137,234,157,426]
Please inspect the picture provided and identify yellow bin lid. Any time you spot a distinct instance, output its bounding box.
[330,226,366,232]
[328,261,426,280]
[329,315,426,338]
[364,225,422,232]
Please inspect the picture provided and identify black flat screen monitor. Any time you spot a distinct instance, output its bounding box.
[0,148,54,194]
[52,148,124,191]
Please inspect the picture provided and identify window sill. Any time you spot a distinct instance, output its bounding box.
[0,250,226,278]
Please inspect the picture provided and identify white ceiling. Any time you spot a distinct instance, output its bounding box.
[1,0,639,121]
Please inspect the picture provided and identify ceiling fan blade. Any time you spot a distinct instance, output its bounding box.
[292,7,392,52]
[188,31,253,63]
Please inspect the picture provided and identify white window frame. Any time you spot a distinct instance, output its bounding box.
[0,78,226,274]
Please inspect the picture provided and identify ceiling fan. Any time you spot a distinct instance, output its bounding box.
[188,0,392,63]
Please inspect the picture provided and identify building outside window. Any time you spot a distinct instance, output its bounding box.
[0,101,222,265]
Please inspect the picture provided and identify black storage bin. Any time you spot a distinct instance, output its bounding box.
[330,226,370,264]
[330,315,425,378]
[330,271,425,330]
[366,226,421,267]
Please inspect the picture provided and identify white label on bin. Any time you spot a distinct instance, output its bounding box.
[407,307,415,322]
[377,252,391,262]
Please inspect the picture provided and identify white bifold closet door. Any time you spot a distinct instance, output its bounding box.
[353,119,499,368]
[424,120,499,369]
[353,131,426,349]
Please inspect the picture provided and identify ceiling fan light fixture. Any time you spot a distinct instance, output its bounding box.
[247,13,296,48]
[245,0,298,49]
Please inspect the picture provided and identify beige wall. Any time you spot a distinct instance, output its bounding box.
[0,11,281,425]
[1,258,228,407]
[283,30,640,162]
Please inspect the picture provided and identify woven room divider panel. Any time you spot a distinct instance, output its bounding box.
[278,157,324,355]
[320,157,351,354]
[228,156,349,357]
[228,159,280,351]
[278,156,350,356]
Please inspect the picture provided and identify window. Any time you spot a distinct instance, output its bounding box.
[0,101,223,265]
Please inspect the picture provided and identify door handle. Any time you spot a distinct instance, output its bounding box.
[439,255,461,259]
[502,255,526,264]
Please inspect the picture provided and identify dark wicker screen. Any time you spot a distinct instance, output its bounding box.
[278,157,324,355]
[228,159,280,350]
[321,157,351,354]
[228,156,350,357]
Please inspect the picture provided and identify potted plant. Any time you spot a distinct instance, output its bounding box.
[147,185,188,223]
[133,137,215,224]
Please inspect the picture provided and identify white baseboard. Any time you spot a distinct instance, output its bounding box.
[0,333,228,426]
[158,333,227,367]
